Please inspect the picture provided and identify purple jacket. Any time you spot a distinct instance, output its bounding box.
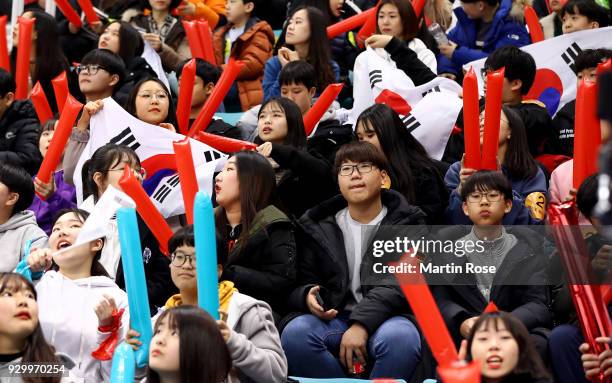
[29,170,77,235]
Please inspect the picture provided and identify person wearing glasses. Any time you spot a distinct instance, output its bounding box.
[124,78,178,132]
[433,170,552,360]
[126,225,288,383]
[79,143,176,313]
[281,141,426,381]
[444,105,547,225]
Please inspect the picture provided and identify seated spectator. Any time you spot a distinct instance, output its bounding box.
[281,141,426,381]
[445,106,547,225]
[30,119,77,235]
[551,48,612,157]
[0,69,42,176]
[0,163,47,272]
[214,150,297,317]
[484,46,555,158]
[176,59,241,138]
[435,170,552,356]
[212,0,275,112]
[579,336,612,382]
[127,225,288,382]
[561,0,610,34]
[436,0,530,79]
[541,0,566,39]
[124,78,178,131]
[129,0,190,72]
[263,6,340,100]
[460,310,552,383]
[176,0,227,29]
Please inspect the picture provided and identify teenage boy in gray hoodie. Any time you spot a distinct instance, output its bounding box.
[0,163,47,272]
[128,225,287,383]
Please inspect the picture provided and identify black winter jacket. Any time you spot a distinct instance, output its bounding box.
[384,37,437,86]
[549,99,575,157]
[287,189,427,334]
[0,100,42,175]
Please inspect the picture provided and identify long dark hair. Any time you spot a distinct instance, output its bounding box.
[124,77,178,127]
[81,144,141,202]
[466,311,551,382]
[102,21,144,68]
[277,6,335,92]
[376,0,420,42]
[255,97,307,149]
[501,105,538,179]
[356,104,439,204]
[146,306,232,383]
[50,209,109,278]
[288,0,339,23]
[0,273,61,383]
[215,151,278,254]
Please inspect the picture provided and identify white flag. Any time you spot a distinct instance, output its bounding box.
[465,27,612,116]
[351,47,463,160]
[73,97,227,218]
[142,41,171,90]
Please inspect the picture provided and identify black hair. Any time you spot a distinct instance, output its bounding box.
[81,49,127,86]
[146,306,232,383]
[176,58,222,85]
[50,209,109,278]
[334,141,390,175]
[169,225,229,266]
[277,6,335,93]
[289,0,338,23]
[376,0,421,42]
[37,118,58,150]
[356,104,442,204]
[279,60,317,90]
[215,151,278,255]
[485,46,536,95]
[140,0,183,11]
[466,311,551,382]
[574,48,612,74]
[255,97,307,149]
[81,144,141,203]
[102,21,145,68]
[577,173,599,219]
[460,170,513,201]
[560,0,611,27]
[0,68,16,96]
[124,77,178,127]
[502,105,539,179]
[0,273,62,383]
[0,163,34,214]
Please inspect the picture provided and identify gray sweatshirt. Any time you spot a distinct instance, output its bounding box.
[0,210,48,272]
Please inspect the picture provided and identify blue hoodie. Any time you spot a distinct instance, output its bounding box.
[444,161,547,225]
[437,0,531,75]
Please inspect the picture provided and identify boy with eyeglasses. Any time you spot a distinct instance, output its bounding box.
[281,141,426,380]
[126,225,288,383]
[433,170,552,357]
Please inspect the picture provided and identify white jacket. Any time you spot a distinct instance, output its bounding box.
[354,38,438,76]
[36,271,129,382]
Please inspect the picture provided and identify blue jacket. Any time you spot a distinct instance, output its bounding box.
[444,161,547,225]
[437,0,530,75]
[262,56,341,101]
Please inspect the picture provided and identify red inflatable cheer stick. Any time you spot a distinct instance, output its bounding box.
[412,0,426,18]
[438,361,481,383]
[196,20,216,65]
[182,20,204,59]
[55,0,83,28]
[118,166,173,256]
[15,17,35,100]
[36,95,83,188]
[188,59,245,137]
[31,82,54,124]
[176,59,196,135]
[356,1,380,48]
[173,138,199,224]
[462,67,481,170]
[303,83,344,136]
[76,0,100,25]
[597,58,611,76]
[480,67,504,170]
[0,16,10,72]
[524,5,544,43]
[573,79,600,189]
[52,71,69,114]
[327,8,375,39]
[196,131,257,153]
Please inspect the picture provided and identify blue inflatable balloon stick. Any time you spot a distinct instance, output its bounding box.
[193,192,220,319]
[117,207,153,368]
[110,342,135,383]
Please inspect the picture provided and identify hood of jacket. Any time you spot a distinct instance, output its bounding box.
[0,210,39,231]
[247,205,291,237]
[43,270,123,289]
[217,17,275,45]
